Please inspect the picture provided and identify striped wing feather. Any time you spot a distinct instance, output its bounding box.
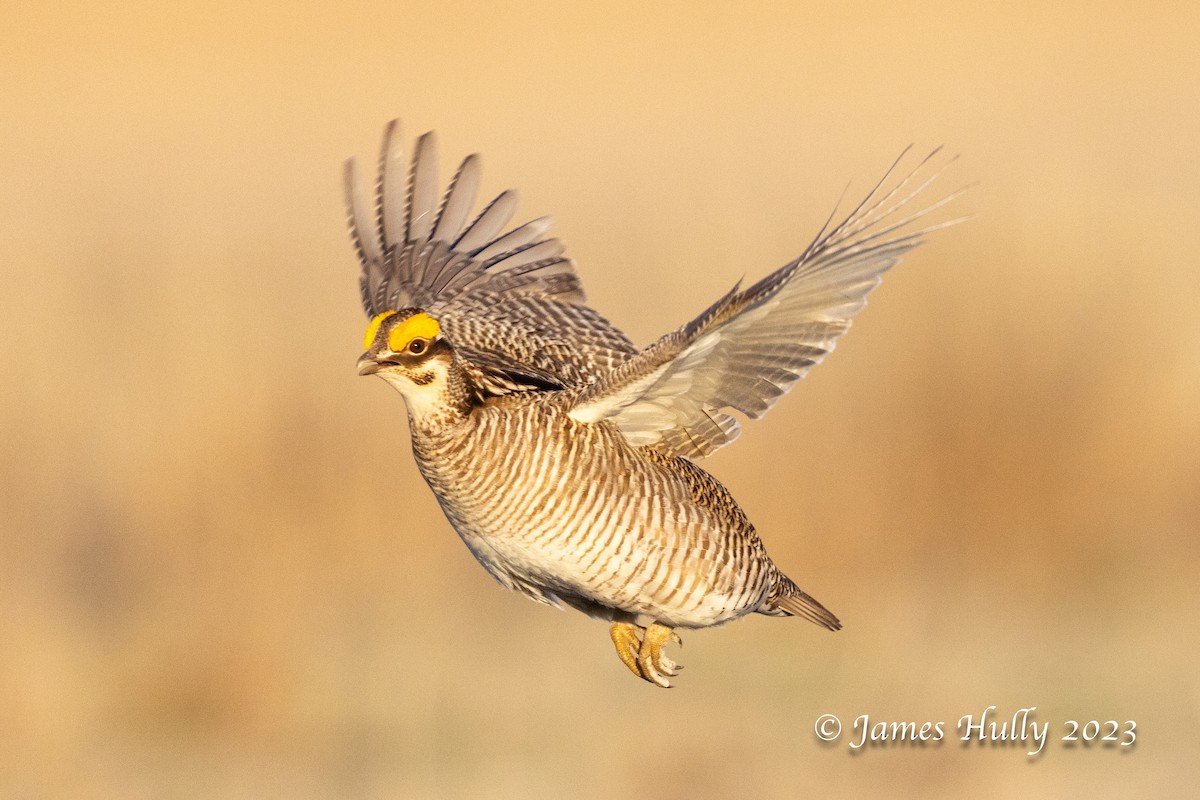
[569,148,962,459]
[346,120,588,312]
[346,121,636,389]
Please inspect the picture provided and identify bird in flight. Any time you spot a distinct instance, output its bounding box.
[347,121,957,686]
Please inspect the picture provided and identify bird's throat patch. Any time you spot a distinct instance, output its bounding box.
[387,312,441,353]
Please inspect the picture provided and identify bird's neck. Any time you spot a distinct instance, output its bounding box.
[400,358,479,435]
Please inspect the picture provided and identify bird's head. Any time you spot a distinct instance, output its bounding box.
[358,309,472,424]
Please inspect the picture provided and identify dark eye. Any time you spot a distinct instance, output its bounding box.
[407,338,428,355]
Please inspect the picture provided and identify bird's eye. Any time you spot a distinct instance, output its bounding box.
[407,338,428,355]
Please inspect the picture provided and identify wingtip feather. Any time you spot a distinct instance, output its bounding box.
[407,130,440,243]
[378,118,406,251]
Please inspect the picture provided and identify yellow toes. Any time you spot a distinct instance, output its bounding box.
[609,619,685,687]
[610,621,644,679]
[638,623,683,688]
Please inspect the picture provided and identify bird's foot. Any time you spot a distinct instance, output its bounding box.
[610,620,644,678]
[638,623,683,687]
[609,619,683,688]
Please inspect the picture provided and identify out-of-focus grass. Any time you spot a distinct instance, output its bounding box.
[2,2,1198,797]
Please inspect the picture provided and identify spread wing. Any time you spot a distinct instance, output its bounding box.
[345,121,635,389]
[568,148,962,459]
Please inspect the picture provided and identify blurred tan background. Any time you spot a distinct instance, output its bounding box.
[3,1,1197,797]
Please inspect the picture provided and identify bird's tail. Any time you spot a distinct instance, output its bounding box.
[762,574,842,631]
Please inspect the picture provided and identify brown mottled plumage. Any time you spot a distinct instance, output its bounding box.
[349,121,959,686]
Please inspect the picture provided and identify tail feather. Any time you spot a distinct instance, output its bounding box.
[766,577,842,631]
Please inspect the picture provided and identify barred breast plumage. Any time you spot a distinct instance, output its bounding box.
[349,120,961,686]
[413,395,780,628]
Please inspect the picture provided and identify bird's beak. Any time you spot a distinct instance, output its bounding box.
[357,353,382,376]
